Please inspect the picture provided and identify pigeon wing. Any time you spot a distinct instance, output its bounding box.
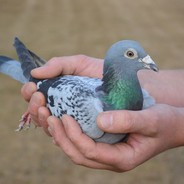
[142,88,155,109]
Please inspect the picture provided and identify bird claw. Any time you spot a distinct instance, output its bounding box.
[15,112,32,132]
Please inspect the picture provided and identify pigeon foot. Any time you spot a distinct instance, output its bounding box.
[15,111,32,131]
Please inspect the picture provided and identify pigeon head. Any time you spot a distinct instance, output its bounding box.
[104,40,158,75]
[100,40,158,110]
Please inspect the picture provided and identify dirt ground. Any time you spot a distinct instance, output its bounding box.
[0,0,184,183]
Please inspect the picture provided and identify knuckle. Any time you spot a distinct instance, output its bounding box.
[71,157,83,165]
[67,131,80,144]
[148,116,159,136]
[119,164,135,172]
[31,92,45,105]
[143,109,159,136]
[111,150,137,172]
[83,148,97,160]
[60,146,84,166]
[53,136,61,146]
[77,55,89,65]
[116,160,136,172]
[28,106,37,117]
[76,54,88,60]
[121,111,134,132]
[31,116,40,126]
[20,84,31,101]
[21,82,37,100]
[48,57,60,63]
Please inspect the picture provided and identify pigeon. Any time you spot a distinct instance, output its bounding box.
[0,37,158,144]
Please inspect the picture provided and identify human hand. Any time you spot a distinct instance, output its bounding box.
[21,54,184,172]
[21,55,103,135]
[47,104,184,172]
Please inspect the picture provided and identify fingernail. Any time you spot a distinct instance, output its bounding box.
[25,83,36,95]
[52,139,57,145]
[32,93,42,105]
[31,67,46,77]
[97,112,113,129]
[47,118,54,133]
[48,126,52,135]
[38,109,46,122]
[61,115,68,128]
[39,114,45,122]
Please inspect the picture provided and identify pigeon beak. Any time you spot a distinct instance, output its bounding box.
[140,55,159,72]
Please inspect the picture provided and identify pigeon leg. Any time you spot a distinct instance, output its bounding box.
[15,111,32,131]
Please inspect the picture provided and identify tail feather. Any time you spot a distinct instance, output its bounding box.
[0,56,14,62]
[13,37,37,80]
[28,50,46,67]
[0,56,27,83]
[0,37,46,83]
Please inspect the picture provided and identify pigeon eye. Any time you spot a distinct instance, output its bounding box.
[126,51,134,57]
[124,49,137,59]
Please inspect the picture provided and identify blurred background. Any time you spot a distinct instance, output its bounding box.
[0,0,184,183]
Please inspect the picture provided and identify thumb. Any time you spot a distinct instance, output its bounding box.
[47,116,64,145]
[97,109,155,135]
[31,56,83,79]
[31,63,62,79]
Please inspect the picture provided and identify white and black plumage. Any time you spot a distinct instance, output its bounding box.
[0,38,158,144]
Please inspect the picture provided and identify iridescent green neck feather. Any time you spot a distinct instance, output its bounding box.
[100,65,143,111]
[103,79,143,110]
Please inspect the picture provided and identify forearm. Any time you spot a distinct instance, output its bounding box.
[139,70,184,107]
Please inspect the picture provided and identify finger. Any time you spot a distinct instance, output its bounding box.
[31,55,103,79]
[61,115,134,171]
[31,55,84,79]
[28,92,46,126]
[38,106,51,136]
[97,109,158,136]
[48,116,117,171]
[21,82,37,102]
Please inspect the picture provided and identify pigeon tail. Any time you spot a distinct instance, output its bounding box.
[14,37,46,67]
[13,37,38,81]
[0,38,46,83]
[0,56,28,83]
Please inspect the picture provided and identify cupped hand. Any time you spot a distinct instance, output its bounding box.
[20,54,184,172]
[21,55,103,134]
[47,104,184,172]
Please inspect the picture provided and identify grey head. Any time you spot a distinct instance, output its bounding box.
[103,40,158,77]
[99,40,158,110]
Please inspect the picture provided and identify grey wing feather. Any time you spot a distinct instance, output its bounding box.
[142,88,155,109]
[45,76,104,139]
[28,50,46,67]
[0,56,27,83]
